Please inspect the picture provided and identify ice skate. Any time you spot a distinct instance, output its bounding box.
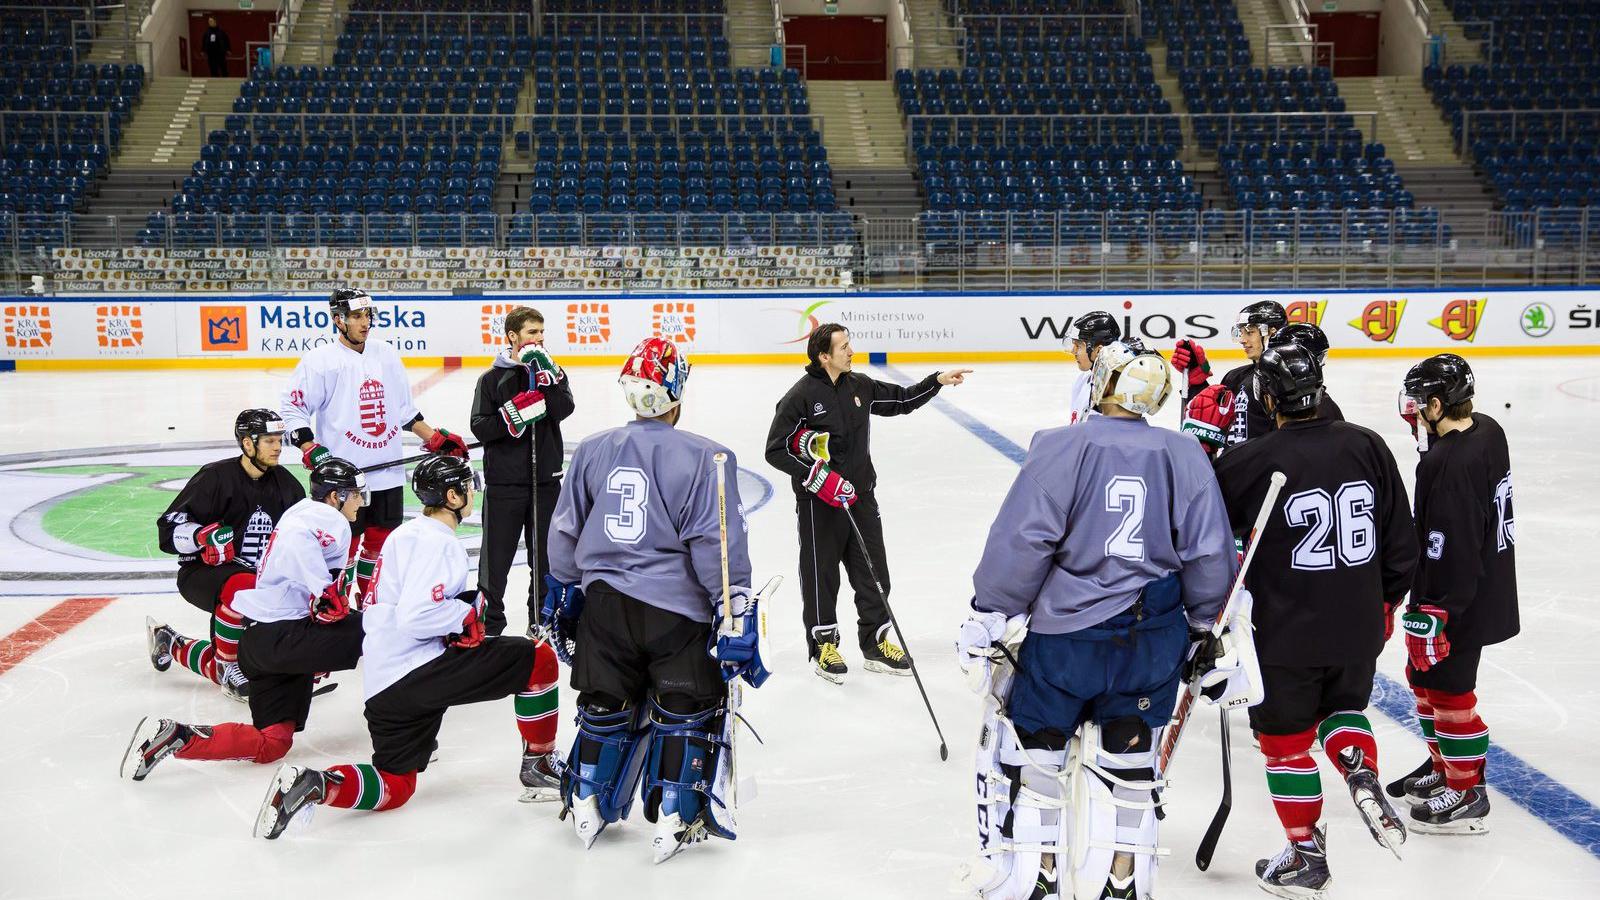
[518,750,562,803]
[1255,825,1331,899]
[1385,757,1435,800]
[1410,785,1491,835]
[569,794,606,849]
[811,627,847,684]
[1336,748,1406,858]
[862,626,911,676]
[145,617,174,672]
[220,661,250,703]
[253,764,328,840]
[651,811,710,864]
[119,717,199,781]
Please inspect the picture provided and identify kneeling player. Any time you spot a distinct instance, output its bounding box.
[1389,354,1517,834]
[957,342,1237,900]
[150,409,306,701]
[546,337,770,862]
[1213,346,1419,895]
[252,454,561,840]
[124,459,368,781]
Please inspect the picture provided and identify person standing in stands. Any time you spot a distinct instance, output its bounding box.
[203,17,231,78]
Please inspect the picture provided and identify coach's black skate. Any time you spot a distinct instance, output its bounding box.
[253,764,329,840]
[1386,757,1435,799]
[120,716,201,781]
[862,625,912,677]
[519,750,563,803]
[1336,748,1406,858]
[220,661,250,704]
[811,627,847,684]
[1255,826,1331,899]
[145,616,174,672]
[1410,785,1491,835]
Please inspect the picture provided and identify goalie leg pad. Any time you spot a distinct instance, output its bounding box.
[1069,719,1167,900]
[967,705,1072,900]
[641,697,735,840]
[563,702,649,827]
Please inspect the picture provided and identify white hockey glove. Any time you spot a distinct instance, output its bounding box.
[1195,588,1265,710]
[956,607,1012,696]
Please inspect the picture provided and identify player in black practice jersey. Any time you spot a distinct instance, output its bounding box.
[1268,323,1344,423]
[152,409,306,702]
[1391,354,1518,835]
[1212,345,1419,896]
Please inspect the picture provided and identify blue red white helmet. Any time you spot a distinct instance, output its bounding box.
[619,336,691,418]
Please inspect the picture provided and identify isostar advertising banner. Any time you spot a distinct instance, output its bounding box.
[4,289,1598,364]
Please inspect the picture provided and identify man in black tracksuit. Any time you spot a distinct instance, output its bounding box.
[764,323,971,684]
[470,306,576,636]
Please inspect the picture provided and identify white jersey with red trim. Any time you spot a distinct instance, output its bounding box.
[360,515,471,699]
[1068,370,1095,426]
[280,339,419,492]
[230,498,352,624]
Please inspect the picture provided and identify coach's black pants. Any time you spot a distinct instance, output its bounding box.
[796,491,891,658]
[478,480,560,636]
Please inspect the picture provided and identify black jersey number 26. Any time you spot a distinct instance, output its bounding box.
[1283,481,1377,571]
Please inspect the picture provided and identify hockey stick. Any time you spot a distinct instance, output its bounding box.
[1195,707,1232,870]
[842,504,949,762]
[712,451,743,818]
[357,440,484,474]
[1157,470,1286,776]
[526,363,544,641]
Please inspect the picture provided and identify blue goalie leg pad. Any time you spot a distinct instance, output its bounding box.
[641,698,735,841]
[562,704,649,829]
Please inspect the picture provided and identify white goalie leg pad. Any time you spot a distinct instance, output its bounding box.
[1068,721,1170,900]
[964,703,1073,900]
[1199,588,1265,710]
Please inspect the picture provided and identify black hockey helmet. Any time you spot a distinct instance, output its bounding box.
[234,408,285,441]
[412,454,480,507]
[329,287,374,318]
[1064,310,1121,350]
[1403,353,1475,407]
[310,457,369,505]
[1231,300,1288,339]
[1253,345,1324,416]
[1268,322,1331,367]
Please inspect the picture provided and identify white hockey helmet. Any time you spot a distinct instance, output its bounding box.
[1090,340,1173,417]
[619,336,691,418]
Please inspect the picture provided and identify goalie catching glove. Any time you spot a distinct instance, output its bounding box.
[710,585,772,688]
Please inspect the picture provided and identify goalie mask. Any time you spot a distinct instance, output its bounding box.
[619,336,691,418]
[1090,341,1173,417]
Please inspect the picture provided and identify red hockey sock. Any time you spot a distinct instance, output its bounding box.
[211,591,249,666]
[1427,690,1488,791]
[175,721,294,764]
[172,633,220,685]
[1411,685,1442,767]
[322,764,417,811]
[1261,729,1322,840]
[1316,710,1379,774]
[515,641,560,754]
[354,526,393,606]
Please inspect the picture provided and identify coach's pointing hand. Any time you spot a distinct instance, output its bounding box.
[938,369,973,386]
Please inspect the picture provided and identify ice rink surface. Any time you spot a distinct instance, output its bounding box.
[3,353,1599,899]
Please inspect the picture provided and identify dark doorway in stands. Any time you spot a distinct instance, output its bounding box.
[185,9,279,78]
[783,15,887,80]
[1309,11,1380,77]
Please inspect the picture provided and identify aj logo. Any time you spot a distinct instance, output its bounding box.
[1349,300,1406,343]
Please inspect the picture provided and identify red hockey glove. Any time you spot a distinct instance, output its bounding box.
[446,590,488,649]
[311,580,351,624]
[1402,604,1451,671]
[1383,599,1400,642]
[1182,385,1235,450]
[1171,339,1212,388]
[196,522,236,566]
[804,459,856,509]
[423,427,470,459]
[499,390,546,437]
[300,441,330,469]
[788,428,831,464]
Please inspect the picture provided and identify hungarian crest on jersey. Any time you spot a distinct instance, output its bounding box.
[358,378,388,437]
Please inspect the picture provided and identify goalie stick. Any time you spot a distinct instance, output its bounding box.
[1195,707,1231,870]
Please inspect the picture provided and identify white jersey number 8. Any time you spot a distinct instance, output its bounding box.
[1284,481,1376,571]
[1104,476,1148,562]
[604,466,650,544]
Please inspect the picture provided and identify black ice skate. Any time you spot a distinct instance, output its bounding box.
[1410,784,1491,835]
[1385,757,1435,799]
[1028,863,1059,900]
[145,616,174,672]
[1255,825,1331,899]
[519,750,563,803]
[1403,768,1447,806]
[811,627,847,684]
[253,764,329,839]
[1336,747,1406,858]
[120,716,201,781]
[220,661,250,704]
[862,624,912,676]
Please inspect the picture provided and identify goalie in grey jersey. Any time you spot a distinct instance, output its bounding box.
[957,342,1237,900]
